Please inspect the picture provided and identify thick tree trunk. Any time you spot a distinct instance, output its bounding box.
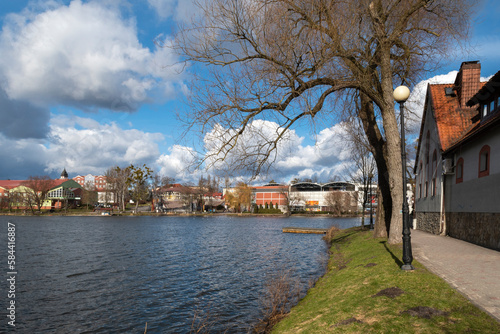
[374,188,388,238]
[379,50,403,244]
[358,88,403,243]
[358,93,391,238]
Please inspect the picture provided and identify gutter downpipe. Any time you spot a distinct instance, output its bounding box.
[439,171,446,235]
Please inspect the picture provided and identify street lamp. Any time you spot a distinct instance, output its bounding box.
[369,173,374,230]
[393,85,414,271]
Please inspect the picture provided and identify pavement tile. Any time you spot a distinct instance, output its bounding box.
[411,229,500,322]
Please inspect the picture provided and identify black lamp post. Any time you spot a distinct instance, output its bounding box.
[393,85,414,271]
[369,173,374,230]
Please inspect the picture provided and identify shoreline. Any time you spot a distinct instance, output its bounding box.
[0,211,362,218]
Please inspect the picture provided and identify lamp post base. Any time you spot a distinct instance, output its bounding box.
[401,264,415,271]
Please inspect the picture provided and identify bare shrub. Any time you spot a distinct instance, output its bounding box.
[256,268,301,333]
[190,305,222,334]
[323,226,341,245]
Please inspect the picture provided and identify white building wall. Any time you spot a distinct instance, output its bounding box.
[415,101,444,214]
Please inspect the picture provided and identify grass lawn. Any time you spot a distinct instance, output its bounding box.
[272,227,500,333]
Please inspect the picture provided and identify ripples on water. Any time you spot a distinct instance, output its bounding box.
[0,215,360,333]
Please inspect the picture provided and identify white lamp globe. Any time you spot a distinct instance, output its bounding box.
[393,85,410,103]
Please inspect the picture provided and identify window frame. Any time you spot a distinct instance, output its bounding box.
[456,157,464,184]
[478,145,490,178]
[431,150,437,196]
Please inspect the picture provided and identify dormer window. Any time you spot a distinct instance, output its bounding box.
[481,96,499,119]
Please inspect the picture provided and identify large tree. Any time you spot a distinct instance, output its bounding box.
[171,0,473,243]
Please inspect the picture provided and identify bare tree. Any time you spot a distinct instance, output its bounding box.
[81,181,98,211]
[341,119,378,231]
[106,166,131,212]
[287,190,305,213]
[171,0,474,243]
[324,191,343,216]
[22,176,55,214]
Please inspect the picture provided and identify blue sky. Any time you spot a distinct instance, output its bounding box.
[0,0,499,185]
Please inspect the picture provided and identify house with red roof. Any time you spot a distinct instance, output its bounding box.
[0,169,83,211]
[414,61,500,250]
[0,180,24,210]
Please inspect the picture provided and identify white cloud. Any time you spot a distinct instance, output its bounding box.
[156,145,198,181]
[0,0,183,112]
[44,115,163,175]
[147,0,176,20]
[148,0,204,23]
[201,120,352,183]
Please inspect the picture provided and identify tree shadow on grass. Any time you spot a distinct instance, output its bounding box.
[380,241,403,267]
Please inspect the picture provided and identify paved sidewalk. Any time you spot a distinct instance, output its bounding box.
[411,229,500,322]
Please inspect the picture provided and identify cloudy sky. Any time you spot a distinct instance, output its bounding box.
[1,0,499,185]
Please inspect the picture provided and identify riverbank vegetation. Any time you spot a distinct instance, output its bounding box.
[271,227,500,333]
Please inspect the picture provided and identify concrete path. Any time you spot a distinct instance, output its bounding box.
[411,229,500,322]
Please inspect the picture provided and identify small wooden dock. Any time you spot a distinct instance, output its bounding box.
[282,227,328,234]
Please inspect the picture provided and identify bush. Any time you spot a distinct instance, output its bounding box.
[257,208,282,214]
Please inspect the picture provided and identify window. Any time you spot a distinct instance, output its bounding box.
[483,104,488,117]
[456,158,464,184]
[431,151,437,196]
[478,145,490,178]
[418,161,423,198]
[490,100,495,114]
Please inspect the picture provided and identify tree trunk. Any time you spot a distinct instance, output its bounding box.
[358,93,390,238]
[379,48,403,244]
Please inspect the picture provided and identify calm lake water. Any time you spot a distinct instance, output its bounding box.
[1,215,361,333]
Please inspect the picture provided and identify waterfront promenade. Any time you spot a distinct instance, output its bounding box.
[411,229,500,322]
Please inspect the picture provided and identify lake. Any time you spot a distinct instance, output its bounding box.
[0,215,361,333]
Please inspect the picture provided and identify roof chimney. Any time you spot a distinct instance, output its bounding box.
[454,61,481,107]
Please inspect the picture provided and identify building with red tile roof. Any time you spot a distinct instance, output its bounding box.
[0,170,83,211]
[414,61,500,250]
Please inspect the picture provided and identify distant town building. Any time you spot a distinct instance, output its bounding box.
[222,181,378,214]
[73,174,110,204]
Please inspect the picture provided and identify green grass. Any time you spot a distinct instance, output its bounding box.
[272,227,500,333]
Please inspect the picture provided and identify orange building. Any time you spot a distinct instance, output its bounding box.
[253,185,288,207]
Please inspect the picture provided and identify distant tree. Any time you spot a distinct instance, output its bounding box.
[324,191,344,216]
[22,176,54,214]
[106,166,131,212]
[127,164,153,214]
[341,119,377,230]
[81,181,98,211]
[230,182,252,212]
[287,190,306,213]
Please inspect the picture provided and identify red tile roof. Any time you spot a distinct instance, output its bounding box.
[0,180,25,189]
[429,84,479,151]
